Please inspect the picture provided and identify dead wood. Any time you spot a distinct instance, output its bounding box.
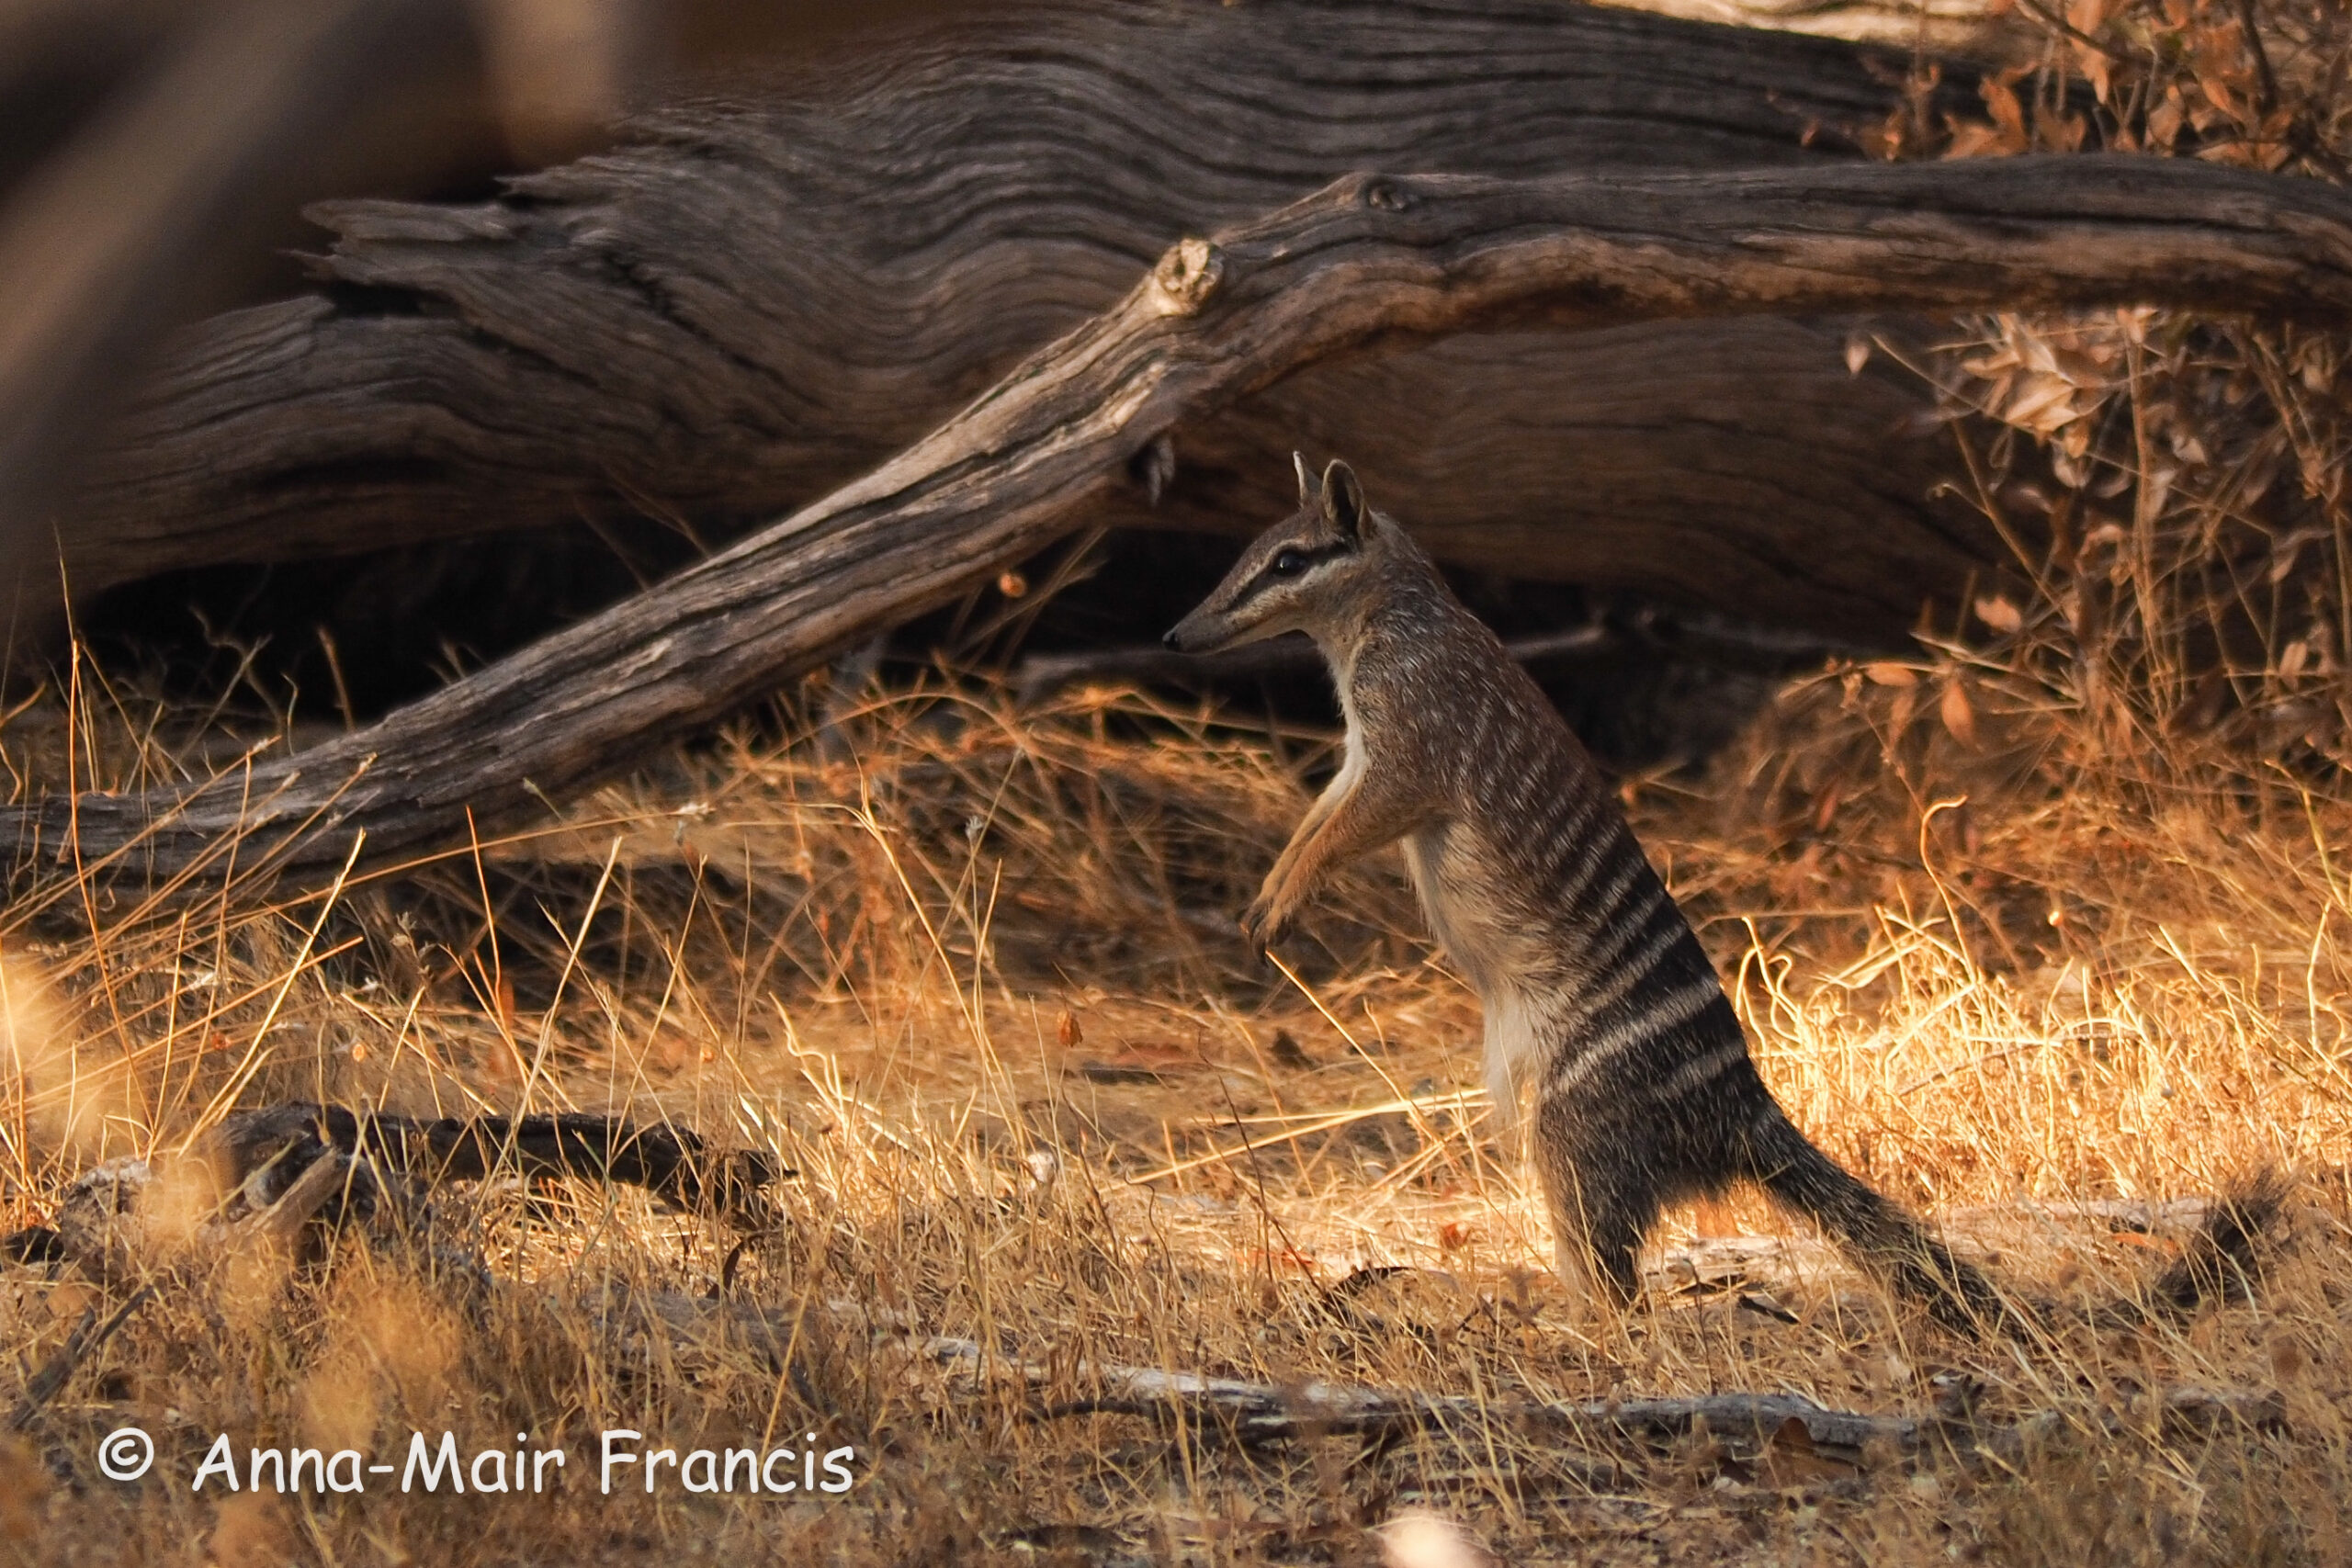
[68,0,2008,649]
[241,1145,356,1251]
[0,0,799,645]
[1035,1362,1922,1453]
[1626,0,2022,54]
[3,1101,780,1282]
[656,1299,2287,1462]
[213,1100,783,1221]
[3,1284,153,1432]
[1019,1352,2287,1456]
[14,155,2352,897]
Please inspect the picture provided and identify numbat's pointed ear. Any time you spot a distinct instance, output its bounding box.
[1320,459,1366,540]
[1292,451,1315,506]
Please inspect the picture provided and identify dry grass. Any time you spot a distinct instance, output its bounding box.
[0,644,2348,1565]
[0,6,2346,1562]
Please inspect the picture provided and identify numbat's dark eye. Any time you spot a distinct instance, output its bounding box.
[1270,549,1306,577]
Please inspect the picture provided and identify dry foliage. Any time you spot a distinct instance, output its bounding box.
[0,625,2346,1564]
[0,4,2346,1564]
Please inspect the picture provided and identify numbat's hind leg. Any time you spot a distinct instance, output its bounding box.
[1533,1095,1665,1308]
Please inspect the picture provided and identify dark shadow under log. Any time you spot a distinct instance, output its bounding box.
[15,155,2352,896]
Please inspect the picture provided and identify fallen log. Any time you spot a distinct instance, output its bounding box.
[17,155,2352,895]
[69,0,2010,658]
[3,1100,780,1280]
[0,0,957,627]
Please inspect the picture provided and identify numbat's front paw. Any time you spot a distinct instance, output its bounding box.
[1239,897,1290,950]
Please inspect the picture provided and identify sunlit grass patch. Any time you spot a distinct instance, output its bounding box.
[0,659,2343,1563]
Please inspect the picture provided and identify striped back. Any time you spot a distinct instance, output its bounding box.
[1336,537,1750,1124]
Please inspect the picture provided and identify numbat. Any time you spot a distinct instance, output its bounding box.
[1167,456,2273,1329]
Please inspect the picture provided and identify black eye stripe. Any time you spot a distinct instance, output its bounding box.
[1261,542,1348,581]
[1229,542,1350,608]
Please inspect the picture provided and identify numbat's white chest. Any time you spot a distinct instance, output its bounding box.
[1400,818,1555,1119]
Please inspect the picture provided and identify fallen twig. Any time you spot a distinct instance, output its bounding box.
[1006,1346,1926,1453]
[628,1292,2286,1466]
[6,1283,155,1431]
[1002,1344,2285,1458]
[220,1101,784,1223]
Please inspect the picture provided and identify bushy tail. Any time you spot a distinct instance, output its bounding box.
[1740,1107,2009,1331]
[1737,1107,2290,1333]
[2102,1169,2289,1325]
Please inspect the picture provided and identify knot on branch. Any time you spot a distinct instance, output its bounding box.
[1357,175,1412,213]
[1152,237,1224,315]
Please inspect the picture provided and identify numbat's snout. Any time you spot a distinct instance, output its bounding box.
[1169,453,2278,1332]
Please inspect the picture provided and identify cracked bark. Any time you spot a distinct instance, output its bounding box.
[17,155,2352,894]
[65,0,2007,652]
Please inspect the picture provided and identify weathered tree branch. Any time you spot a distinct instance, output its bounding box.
[18,155,2352,895]
[1023,1355,2288,1456]
[4,1100,781,1280]
[692,1308,2290,1462]
[67,0,2011,657]
[1030,1357,1928,1452]
[1627,0,2023,55]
